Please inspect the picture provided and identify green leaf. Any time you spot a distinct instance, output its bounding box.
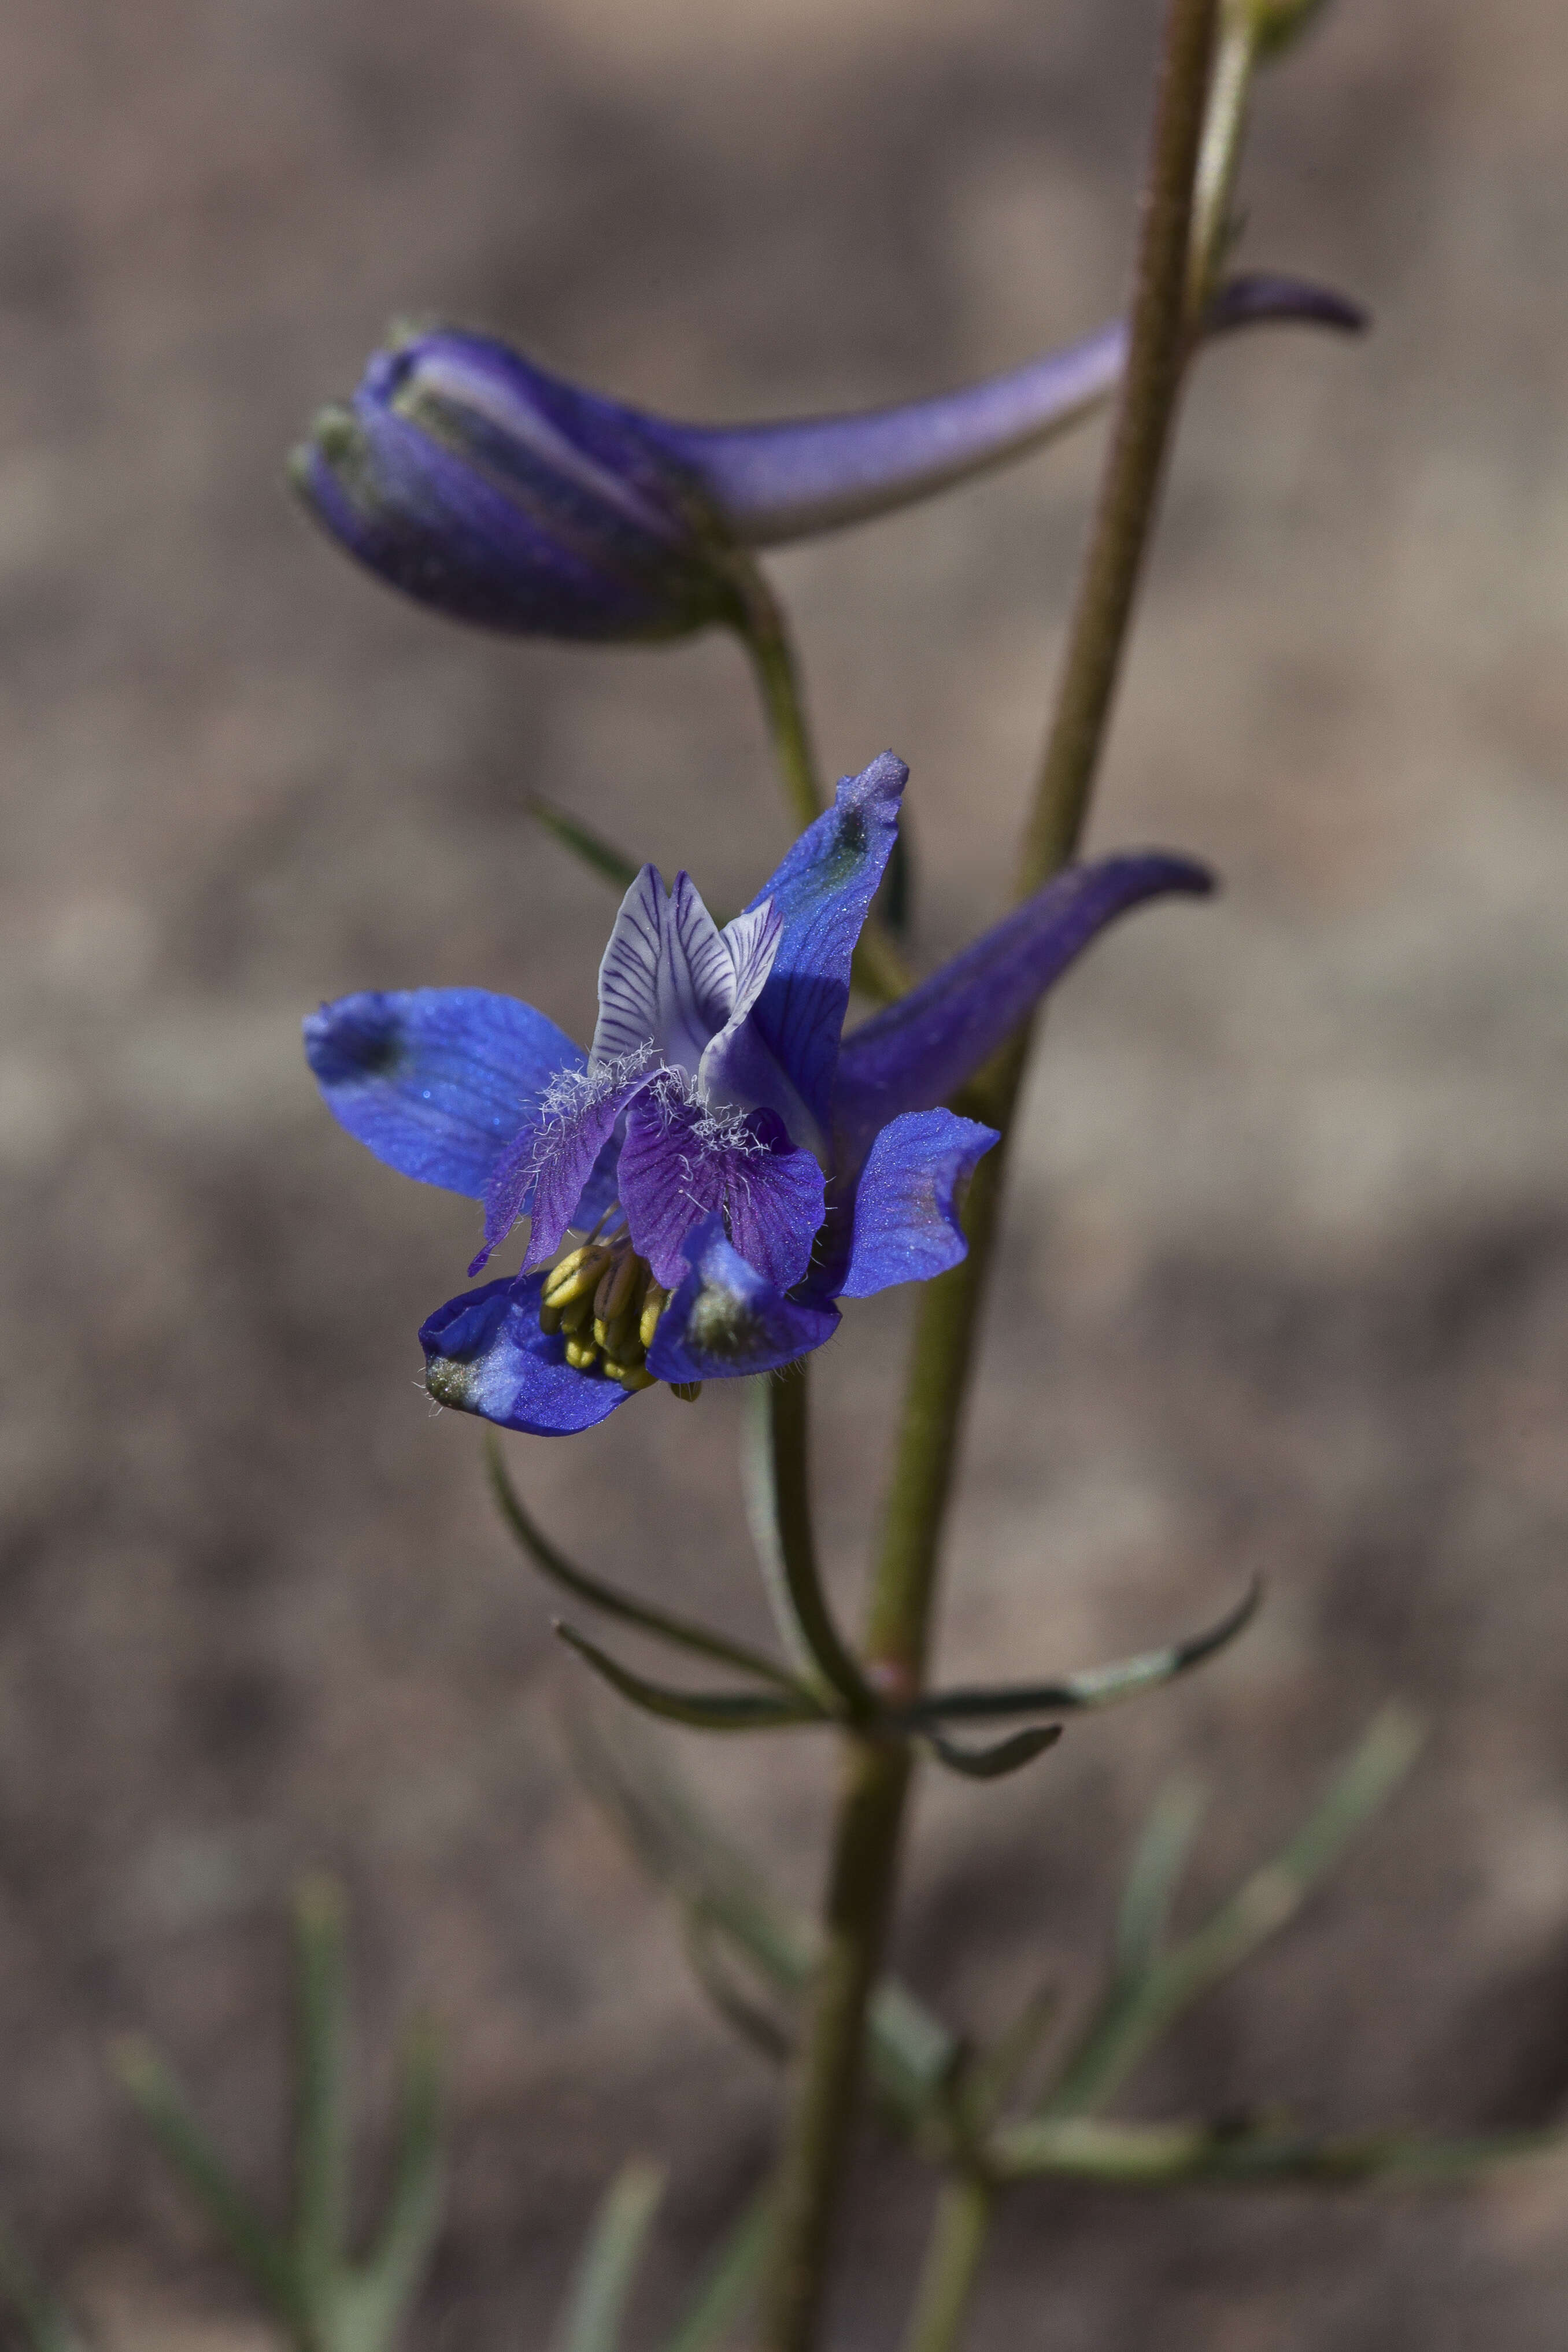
[959,1981,1062,2131]
[657,2189,774,2352]
[556,1624,827,1730]
[0,2224,90,2352]
[486,1436,805,1695]
[683,1914,794,2065]
[1113,1774,1209,1983]
[1039,1704,1425,2120]
[553,2161,664,2352]
[113,2036,303,2329]
[568,1713,957,2127]
[924,1726,1062,1780]
[293,1875,350,2298]
[349,2017,444,2352]
[988,2111,1568,2188]
[527,797,642,894]
[909,1581,1260,1726]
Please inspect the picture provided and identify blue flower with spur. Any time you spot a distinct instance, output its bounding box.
[305,755,1212,1435]
[290,277,1363,644]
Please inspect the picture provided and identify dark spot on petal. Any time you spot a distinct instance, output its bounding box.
[687,1280,767,1363]
[425,1354,476,1409]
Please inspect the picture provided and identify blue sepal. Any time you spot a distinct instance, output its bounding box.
[305,987,580,1199]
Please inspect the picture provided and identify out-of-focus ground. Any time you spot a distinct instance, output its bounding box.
[2,0,1567,2343]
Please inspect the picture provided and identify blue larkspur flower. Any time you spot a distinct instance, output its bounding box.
[305,755,1212,1435]
[291,278,1364,644]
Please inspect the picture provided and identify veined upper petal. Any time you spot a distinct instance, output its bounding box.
[834,852,1215,1162]
[304,987,581,1198]
[645,1216,841,1384]
[591,866,752,1080]
[741,752,908,1141]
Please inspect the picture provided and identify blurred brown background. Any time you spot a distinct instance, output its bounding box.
[3,0,1568,2343]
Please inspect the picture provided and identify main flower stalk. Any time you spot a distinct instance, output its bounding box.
[755,4,1224,2347]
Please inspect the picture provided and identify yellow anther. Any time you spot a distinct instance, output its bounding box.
[594,1248,642,1326]
[670,1381,703,1404]
[605,1361,657,1392]
[542,1244,611,1311]
[604,1309,643,1363]
[639,1283,670,1351]
[538,1303,562,1336]
[558,1292,595,1337]
[564,1337,599,1371]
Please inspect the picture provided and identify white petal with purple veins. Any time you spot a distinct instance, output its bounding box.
[590,865,735,1082]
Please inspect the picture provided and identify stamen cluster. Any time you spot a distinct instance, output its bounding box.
[537,1224,701,1400]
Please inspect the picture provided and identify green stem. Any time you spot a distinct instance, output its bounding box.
[898,2175,997,2352]
[755,5,1222,2349]
[1188,9,1259,318]
[1015,0,1220,900]
[738,562,825,838]
[755,1730,913,2352]
[748,1370,878,1718]
[737,560,912,1004]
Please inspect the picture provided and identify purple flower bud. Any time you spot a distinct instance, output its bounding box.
[294,277,1364,644]
[290,329,744,642]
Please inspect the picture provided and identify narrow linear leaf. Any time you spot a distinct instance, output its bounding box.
[527,796,642,893]
[553,2161,664,2352]
[658,2188,774,2352]
[488,1436,804,1695]
[567,1713,957,2124]
[960,1981,1062,2131]
[0,2224,90,2352]
[556,1624,826,1731]
[1114,1774,1210,1983]
[1040,1704,1425,2120]
[925,1725,1063,1781]
[911,1581,1260,1727]
[292,1874,350,2295]
[989,2113,1568,2190]
[683,1914,794,2065]
[112,2038,302,2328]
[352,2017,445,2350]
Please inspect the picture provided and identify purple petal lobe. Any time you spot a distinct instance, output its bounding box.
[834,852,1214,1160]
[743,752,908,1141]
[838,1111,999,1299]
[476,1065,650,1277]
[617,1092,825,1292]
[646,1217,841,1383]
[304,988,580,1198]
[420,1276,629,1436]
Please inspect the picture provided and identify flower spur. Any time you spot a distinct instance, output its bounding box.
[305,753,1213,1434]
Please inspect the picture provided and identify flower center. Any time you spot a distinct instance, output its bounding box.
[538,1222,701,1402]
